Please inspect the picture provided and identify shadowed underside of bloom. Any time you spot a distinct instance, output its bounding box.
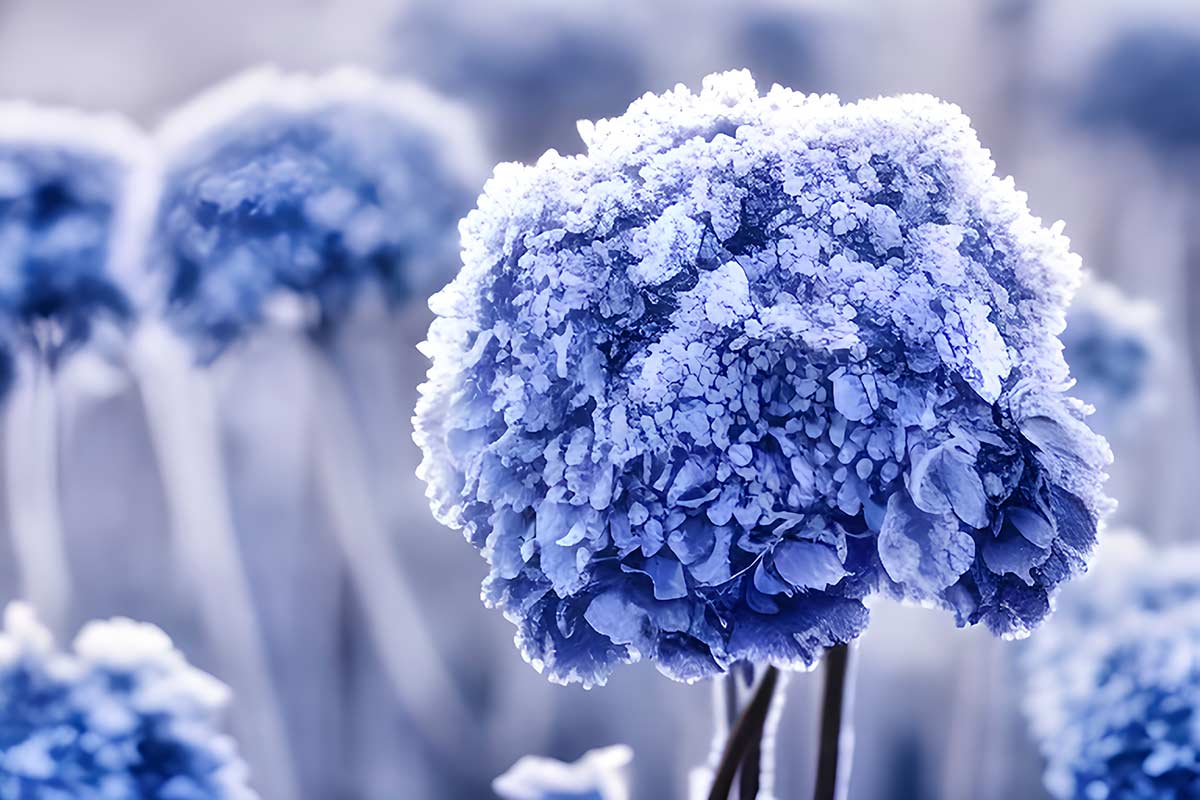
[0,104,142,362]
[415,70,1113,687]
[1077,27,1200,153]
[0,603,257,799]
[493,744,632,800]
[1025,533,1200,799]
[145,66,485,361]
[1062,277,1165,435]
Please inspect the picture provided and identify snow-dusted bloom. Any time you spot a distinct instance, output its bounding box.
[1077,27,1200,152]
[493,745,632,800]
[0,105,142,361]
[1062,278,1165,434]
[0,603,257,799]
[415,71,1112,687]
[1025,533,1200,799]
[141,66,485,361]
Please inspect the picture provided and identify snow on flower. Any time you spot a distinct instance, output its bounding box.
[142,66,485,361]
[0,602,257,799]
[414,70,1113,687]
[493,744,632,800]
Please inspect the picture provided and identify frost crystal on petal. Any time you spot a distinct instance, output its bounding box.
[0,603,258,799]
[144,67,485,361]
[414,70,1113,686]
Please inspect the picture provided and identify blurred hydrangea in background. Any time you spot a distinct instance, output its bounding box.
[142,66,484,361]
[415,69,1112,688]
[493,744,632,800]
[0,603,256,799]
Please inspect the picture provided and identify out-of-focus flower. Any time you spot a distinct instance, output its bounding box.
[1062,277,1166,434]
[415,70,1112,687]
[391,0,650,162]
[493,744,632,800]
[0,104,143,362]
[142,66,485,362]
[1077,27,1200,153]
[1025,533,1200,799]
[0,602,257,799]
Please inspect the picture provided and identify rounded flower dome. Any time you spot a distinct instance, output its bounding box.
[142,66,485,361]
[0,603,257,799]
[415,70,1113,686]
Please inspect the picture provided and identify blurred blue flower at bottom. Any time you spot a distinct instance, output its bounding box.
[493,744,632,800]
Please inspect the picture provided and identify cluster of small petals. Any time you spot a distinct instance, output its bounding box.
[144,66,485,361]
[493,744,632,800]
[1025,533,1200,799]
[415,71,1113,686]
[0,603,257,799]
[0,103,143,361]
[1062,277,1166,434]
[1077,26,1200,152]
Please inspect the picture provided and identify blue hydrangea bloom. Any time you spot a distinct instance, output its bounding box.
[493,745,632,800]
[0,105,143,361]
[144,67,485,362]
[0,603,257,799]
[1062,278,1165,434]
[1077,27,1200,152]
[1025,533,1200,799]
[415,71,1113,686]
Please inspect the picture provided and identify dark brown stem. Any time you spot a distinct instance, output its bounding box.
[707,666,781,800]
[738,724,764,800]
[813,643,855,800]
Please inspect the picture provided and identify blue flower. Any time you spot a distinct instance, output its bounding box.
[1025,533,1200,799]
[493,745,632,800]
[0,603,257,799]
[1077,27,1200,152]
[0,105,143,360]
[144,67,485,361]
[414,71,1113,686]
[1062,278,1165,434]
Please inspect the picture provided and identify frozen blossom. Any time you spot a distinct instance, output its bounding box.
[1025,532,1200,799]
[1062,278,1165,434]
[415,71,1113,686]
[143,66,485,361]
[493,744,632,800]
[0,104,143,363]
[0,603,257,799]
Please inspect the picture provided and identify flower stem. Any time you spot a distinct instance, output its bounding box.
[707,666,780,800]
[4,354,71,637]
[813,643,858,800]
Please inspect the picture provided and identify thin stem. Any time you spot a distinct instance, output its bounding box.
[813,643,858,800]
[707,666,780,800]
[5,354,71,637]
[134,329,299,800]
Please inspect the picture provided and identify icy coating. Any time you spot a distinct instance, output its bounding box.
[1025,533,1200,799]
[0,104,142,362]
[0,603,257,799]
[493,744,632,800]
[415,71,1113,686]
[144,67,485,361]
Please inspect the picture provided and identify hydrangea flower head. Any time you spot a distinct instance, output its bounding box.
[0,104,143,359]
[0,602,257,799]
[1077,26,1200,153]
[1025,533,1200,799]
[415,71,1113,686]
[143,66,485,361]
[493,744,632,800]
[1062,278,1165,434]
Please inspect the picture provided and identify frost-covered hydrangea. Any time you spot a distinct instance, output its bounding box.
[1025,533,1200,799]
[0,603,257,799]
[1077,27,1200,152]
[1062,278,1165,434]
[493,745,632,800]
[143,67,484,361]
[415,71,1113,686]
[0,105,142,360]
